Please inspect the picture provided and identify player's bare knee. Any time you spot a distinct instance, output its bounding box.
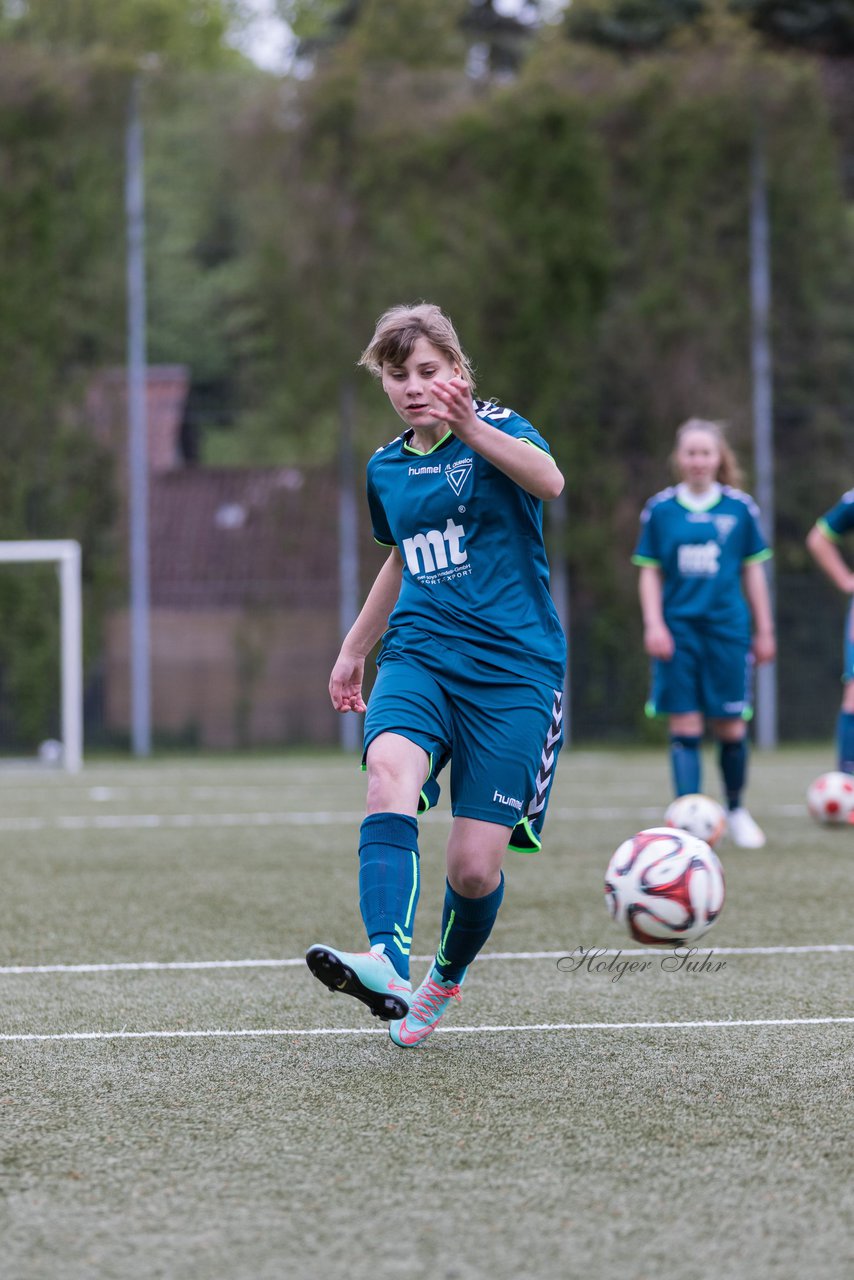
[447,863,502,898]
[365,738,424,812]
[365,763,408,811]
[711,719,746,743]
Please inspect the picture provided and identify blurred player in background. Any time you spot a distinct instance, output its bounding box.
[306,303,566,1047]
[806,490,854,776]
[632,419,776,848]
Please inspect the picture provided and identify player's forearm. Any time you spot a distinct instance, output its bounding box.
[807,525,854,593]
[341,551,403,658]
[461,420,564,501]
[742,562,775,636]
[638,566,665,627]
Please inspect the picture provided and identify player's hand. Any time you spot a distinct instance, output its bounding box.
[752,631,776,664]
[429,377,478,438]
[643,622,674,660]
[329,651,367,713]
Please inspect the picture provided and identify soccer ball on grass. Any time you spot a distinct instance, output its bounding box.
[806,772,854,826]
[605,827,725,946]
[663,793,727,847]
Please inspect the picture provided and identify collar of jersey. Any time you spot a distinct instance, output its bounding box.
[402,429,454,457]
[675,481,722,512]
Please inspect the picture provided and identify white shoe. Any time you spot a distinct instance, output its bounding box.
[727,807,766,848]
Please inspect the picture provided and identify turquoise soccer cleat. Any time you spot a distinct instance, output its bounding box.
[305,942,412,1021]
[388,963,464,1048]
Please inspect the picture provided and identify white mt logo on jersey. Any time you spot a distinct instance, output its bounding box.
[445,461,472,496]
[402,518,468,576]
[678,541,721,576]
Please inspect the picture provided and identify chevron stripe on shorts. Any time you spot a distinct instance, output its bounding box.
[526,690,563,817]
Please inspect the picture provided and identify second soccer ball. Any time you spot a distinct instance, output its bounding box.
[806,771,854,825]
[663,793,727,847]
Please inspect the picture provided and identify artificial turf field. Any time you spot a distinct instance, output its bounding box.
[0,746,852,1280]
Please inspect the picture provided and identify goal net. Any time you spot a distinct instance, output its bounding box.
[0,541,83,772]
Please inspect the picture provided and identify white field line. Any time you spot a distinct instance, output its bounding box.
[0,812,368,832]
[1,944,852,976]
[1,1016,853,1043]
[0,803,813,832]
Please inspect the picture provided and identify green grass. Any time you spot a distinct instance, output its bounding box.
[0,747,852,1280]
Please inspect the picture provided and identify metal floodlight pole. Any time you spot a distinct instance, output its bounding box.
[750,114,777,749]
[125,73,152,756]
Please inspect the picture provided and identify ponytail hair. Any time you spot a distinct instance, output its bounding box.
[671,418,744,490]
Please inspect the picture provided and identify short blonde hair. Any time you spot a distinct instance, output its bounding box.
[359,303,476,389]
[671,418,744,490]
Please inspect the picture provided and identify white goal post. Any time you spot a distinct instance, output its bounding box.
[0,540,83,772]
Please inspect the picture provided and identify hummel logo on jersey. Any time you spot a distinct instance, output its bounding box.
[402,518,467,576]
[678,541,721,576]
[408,464,442,476]
[493,790,523,810]
[445,460,472,496]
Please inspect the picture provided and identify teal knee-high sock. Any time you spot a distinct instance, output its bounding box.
[719,739,748,810]
[837,711,854,775]
[434,873,505,984]
[358,812,420,981]
[670,735,702,796]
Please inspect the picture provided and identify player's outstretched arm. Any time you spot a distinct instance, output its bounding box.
[329,550,403,713]
[806,524,854,595]
[428,377,564,501]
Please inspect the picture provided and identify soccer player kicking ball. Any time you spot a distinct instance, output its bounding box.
[306,303,566,1047]
[632,419,776,848]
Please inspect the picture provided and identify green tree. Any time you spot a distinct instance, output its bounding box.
[218,19,853,737]
[524,35,854,733]
[564,0,706,51]
[562,0,854,53]
[0,0,245,65]
[0,49,122,745]
[731,1,854,53]
[280,0,550,71]
[0,2,263,746]
[143,72,264,451]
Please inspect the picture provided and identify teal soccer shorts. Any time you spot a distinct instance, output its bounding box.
[647,620,753,719]
[363,631,564,853]
[844,600,854,683]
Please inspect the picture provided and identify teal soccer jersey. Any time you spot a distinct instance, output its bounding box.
[367,399,566,688]
[817,489,854,542]
[817,488,854,680]
[632,484,771,639]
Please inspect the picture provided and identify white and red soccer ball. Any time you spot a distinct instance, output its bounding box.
[663,793,727,847]
[806,772,854,825]
[605,827,725,946]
